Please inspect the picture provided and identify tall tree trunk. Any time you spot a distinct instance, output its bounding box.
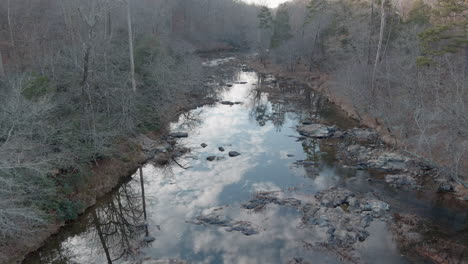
[7,0,17,69]
[371,0,386,99]
[0,49,5,78]
[7,0,15,48]
[127,0,137,93]
[366,0,375,66]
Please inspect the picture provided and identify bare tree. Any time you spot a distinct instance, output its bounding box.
[371,0,386,98]
[0,49,5,77]
[127,0,137,92]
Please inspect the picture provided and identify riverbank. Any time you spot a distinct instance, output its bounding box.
[246,57,467,263]
[247,57,468,201]
[2,54,242,264]
[20,54,467,264]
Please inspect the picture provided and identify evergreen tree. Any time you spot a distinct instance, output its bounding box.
[258,6,273,29]
[417,0,468,66]
[270,6,293,48]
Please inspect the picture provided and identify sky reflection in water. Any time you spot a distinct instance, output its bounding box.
[24,65,407,264]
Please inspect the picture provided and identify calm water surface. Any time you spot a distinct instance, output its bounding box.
[23,57,467,264]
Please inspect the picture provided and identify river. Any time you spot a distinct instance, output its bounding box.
[23,55,467,264]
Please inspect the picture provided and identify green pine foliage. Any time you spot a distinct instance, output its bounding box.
[418,0,468,66]
[270,6,293,48]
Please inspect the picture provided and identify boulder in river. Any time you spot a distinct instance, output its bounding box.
[201,143,208,148]
[229,151,241,157]
[169,132,188,138]
[220,101,235,105]
[143,235,156,243]
[206,156,216,161]
[218,147,225,152]
[242,187,390,249]
[297,124,337,138]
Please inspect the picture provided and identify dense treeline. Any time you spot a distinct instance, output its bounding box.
[257,0,467,185]
[0,0,259,255]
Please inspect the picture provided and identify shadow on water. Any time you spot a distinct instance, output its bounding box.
[23,57,467,264]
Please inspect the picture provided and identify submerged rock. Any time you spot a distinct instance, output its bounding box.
[206,156,216,161]
[229,151,241,157]
[220,101,235,105]
[169,132,188,138]
[225,221,259,235]
[297,124,337,138]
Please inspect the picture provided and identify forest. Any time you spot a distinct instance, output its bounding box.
[0,0,467,263]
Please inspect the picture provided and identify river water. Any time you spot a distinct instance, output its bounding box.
[24,56,467,264]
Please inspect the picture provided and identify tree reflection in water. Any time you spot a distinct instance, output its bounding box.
[249,86,286,131]
[90,167,154,263]
[30,168,155,264]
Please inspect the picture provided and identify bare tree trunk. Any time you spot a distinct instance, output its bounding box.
[0,49,5,78]
[371,0,385,99]
[127,0,137,93]
[7,0,17,69]
[7,0,15,48]
[366,0,375,66]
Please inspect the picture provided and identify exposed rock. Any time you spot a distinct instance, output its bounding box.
[143,235,156,243]
[218,147,225,152]
[229,151,241,157]
[242,191,301,211]
[385,174,419,189]
[367,152,409,171]
[287,257,310,264]
[293,160,315,166]
[343,128,379,143]
[287,154,295,157]
[201,143,208,148]
[191,211,260,236]
[168,132,188,138]
[437,183,455,192]
[226,84,233,87]
[297,124,337,138]
[206,156,216,161]
[242,188,390,250]
[220,101,235,105]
